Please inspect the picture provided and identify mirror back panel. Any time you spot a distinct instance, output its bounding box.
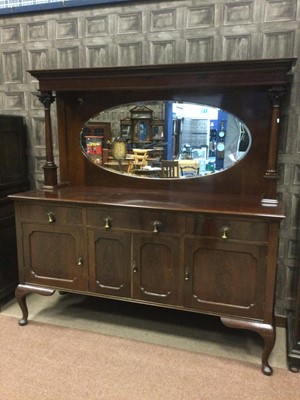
[30,59,295,198]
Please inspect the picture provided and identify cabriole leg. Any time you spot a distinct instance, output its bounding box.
[221,316,275,376]
[15,284,55,326]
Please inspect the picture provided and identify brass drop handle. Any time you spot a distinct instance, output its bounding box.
[221,226,230,240]
[132,260,138,273]
[104,217,112,230]
[184,267,190,281]
[77,257,83,266]
[47,212,56,223]
[151,220,162,233]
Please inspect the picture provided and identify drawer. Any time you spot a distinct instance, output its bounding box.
[86,207,184,234]
[18,203,83,225]
[185,215,269,242]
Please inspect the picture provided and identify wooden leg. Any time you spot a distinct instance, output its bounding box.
[289,364,300,373]
[221,316,275,376]
[15,284,55,326]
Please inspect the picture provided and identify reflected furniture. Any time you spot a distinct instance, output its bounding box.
[161,160,179,178]
[131,167,161,177]
[180,165,199,177]
[9,59,296,375]
[120,104,164,145]
[84,122,111,144]
[131,149,149,169]
[103,161,130,173]
[0,115,29,306]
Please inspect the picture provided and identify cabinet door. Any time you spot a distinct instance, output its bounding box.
[22,224,87,290]
[132,234,181,305]
[183,238,267,319]
[88,230,131,298]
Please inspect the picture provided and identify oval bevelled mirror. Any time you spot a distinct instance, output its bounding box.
[80,101,251,179]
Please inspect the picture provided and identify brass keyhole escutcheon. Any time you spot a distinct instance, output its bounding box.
[132,260,138,273]
[184,267,190,281]
[221,226,230,240]
[47,212,56,223]
[104,217,112,230]
[77,257,83,266]
[151,220,162,233]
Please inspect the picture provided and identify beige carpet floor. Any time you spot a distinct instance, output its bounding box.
[1,291,288,369]
[0,311,299,400]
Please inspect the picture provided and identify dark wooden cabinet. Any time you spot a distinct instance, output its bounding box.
[9,59,296,376]
[0,115,29,306]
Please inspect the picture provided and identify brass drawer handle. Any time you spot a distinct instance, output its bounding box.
[151,220,162,233]
[104,217,112,230]
[47,212,56,223]
[221,226,230,240]
[77,257,83,266]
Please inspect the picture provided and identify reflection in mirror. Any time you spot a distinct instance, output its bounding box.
[80,101,251,179]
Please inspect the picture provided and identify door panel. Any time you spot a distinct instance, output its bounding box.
[88,230,131,297]
[132,234,181,305]
[184,238,267,318]
[22,224,86,290]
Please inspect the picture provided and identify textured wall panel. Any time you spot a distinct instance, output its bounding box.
[28,49,50,70]
[224,2,254,25]
[186,6,215,28]
[263,31,295,57]
[27,22,48,41]
[32,116,45,147]
[150,40,175,64]
[117,42,142,66]
[1,24,21,43]
[150,9,177,31]
[293,165,300,185]
[2,51,23,83]
[4,92,25,109]
[290,193,300,229]
[56,19,78,39]
[117,12,142,34]
[56,46,79,68]
[86,45,109,67]
[186,37,214,62]
[86,16,109,36]
[224,35,251,59]
[264,0,296,21]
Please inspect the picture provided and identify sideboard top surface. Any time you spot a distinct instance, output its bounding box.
[9,187,285,220]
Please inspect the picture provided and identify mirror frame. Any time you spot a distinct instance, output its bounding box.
[30,58,295,205]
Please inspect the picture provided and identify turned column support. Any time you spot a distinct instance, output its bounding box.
[37,91,58,188]
[262,87,286,206]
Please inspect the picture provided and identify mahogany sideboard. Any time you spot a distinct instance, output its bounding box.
[9,59,296,375]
